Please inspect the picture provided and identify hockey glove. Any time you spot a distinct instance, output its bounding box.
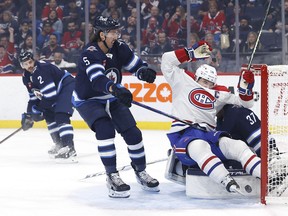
[237,69,254,96]
[31,105,45,122]
[21,113,34,131]
[185,40,212,61]
[111,84,133,107]
[31,88,43,100]
[136,67,156,83]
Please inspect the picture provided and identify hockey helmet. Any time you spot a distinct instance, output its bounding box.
[19,51,34,63]
[94,16,120,33]
[195,64,217,85]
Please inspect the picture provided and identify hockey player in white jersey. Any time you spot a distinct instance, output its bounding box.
[161,41,261,194]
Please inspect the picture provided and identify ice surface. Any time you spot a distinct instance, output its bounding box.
[0,129,287,216]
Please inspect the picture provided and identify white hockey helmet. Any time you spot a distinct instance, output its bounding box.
[195,64,217,85]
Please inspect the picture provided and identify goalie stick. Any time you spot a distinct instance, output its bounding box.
[81,158,168,180]
[0,127,22,144]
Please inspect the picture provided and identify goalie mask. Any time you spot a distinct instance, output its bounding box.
[195,64,217,86]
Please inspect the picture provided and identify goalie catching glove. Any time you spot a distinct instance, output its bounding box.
[136,67,156,83]
[110,84,133,107]
[185,41,212,61]
[238,69,254,97]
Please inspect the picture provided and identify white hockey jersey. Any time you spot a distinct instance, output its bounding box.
[161,49,254,133]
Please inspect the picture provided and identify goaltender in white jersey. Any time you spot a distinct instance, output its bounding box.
[161,41,261,194]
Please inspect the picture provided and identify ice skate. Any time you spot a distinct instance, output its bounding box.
[221,174,244,195]
[106,172,130,198]
[48,144,62,158]
[54,146,78,163]
[134,169,160,192]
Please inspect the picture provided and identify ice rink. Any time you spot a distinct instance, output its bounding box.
[0,128,288,216]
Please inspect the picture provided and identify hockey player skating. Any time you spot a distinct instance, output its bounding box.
[19,51,77,162]
[72,16,159,198]
[161,41,261,194]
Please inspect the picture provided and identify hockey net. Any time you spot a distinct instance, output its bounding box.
[243,64,288,204]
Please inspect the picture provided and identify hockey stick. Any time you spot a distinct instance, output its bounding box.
[247,0,272,70]
[81,158,168,180]
[132,101,205,131]
[0,127,22,144]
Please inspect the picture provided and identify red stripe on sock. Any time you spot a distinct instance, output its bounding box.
[201,155,217,170]
[244,155,256,170]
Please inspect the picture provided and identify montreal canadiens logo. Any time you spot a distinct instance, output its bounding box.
[188,88,215,109]
[104,67,121,83]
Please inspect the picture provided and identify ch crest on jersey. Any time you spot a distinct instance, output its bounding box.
[104,67,121,83]
[188,88,215,110]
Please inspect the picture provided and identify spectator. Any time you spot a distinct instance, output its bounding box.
[37,20,60,50]
[198,0,225,20]
[46,9,63,35]
[41,33,65,62]
[89,3,99,24]
[102,0,122,20]
[61,20,84,62]
[141,17,161,47]
[189,32,200,47]
[0,0,17,16]
[0,27,16,74]
[0,10,19,36]
[237,16,254,46]
[121,15,137,46]
[42,0,63,21]
[200,2,226,45]
[51,51,76,69]
[15,20,32,50]
[219,23,234,53]
[143,6,164,27]
[151,32,173,55]
[62,0,84,30]
[18,34,33,55]
[240,31,264,53]
[204,32,222,69]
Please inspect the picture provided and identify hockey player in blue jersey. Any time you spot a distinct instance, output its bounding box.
[72,16,159,198]
[19,51,77,162]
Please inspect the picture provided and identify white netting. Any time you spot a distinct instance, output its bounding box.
[266,65,288,202]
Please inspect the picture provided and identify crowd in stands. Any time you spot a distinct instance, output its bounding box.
[0,0,287,74]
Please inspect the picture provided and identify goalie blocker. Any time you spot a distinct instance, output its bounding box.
[165,149,260,199]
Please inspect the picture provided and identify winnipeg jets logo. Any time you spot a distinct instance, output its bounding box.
[106,53,113,59]
[87,46,97,52]
[188,88,215,110]
[105,68,121,83]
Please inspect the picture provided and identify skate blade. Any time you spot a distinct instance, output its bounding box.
[108,188,130,198]
[140,185,160,192]
[55,156,78,164]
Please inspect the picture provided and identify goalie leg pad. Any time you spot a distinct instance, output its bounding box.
[165,149,186,185]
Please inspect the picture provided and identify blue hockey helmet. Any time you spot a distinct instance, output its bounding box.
[93,16,120,33]
[19,51,34,63]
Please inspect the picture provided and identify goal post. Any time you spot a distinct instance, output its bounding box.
[246,64,288,204]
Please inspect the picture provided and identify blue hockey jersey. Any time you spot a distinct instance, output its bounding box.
[73,40,147,106]
[22,60,74,112]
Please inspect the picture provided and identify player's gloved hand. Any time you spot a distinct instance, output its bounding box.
[31,105,45,122]
[136,67,156,83]
[21,113,34,131]
[185,40,212,61]
[31,88,43,100]
[110,84,133,107]
[237,69,254,96]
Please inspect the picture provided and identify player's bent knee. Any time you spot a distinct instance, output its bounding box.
[219,137,250,160]
[55,112,71,125]
[121,126,142,145]
[92,117,115,139]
